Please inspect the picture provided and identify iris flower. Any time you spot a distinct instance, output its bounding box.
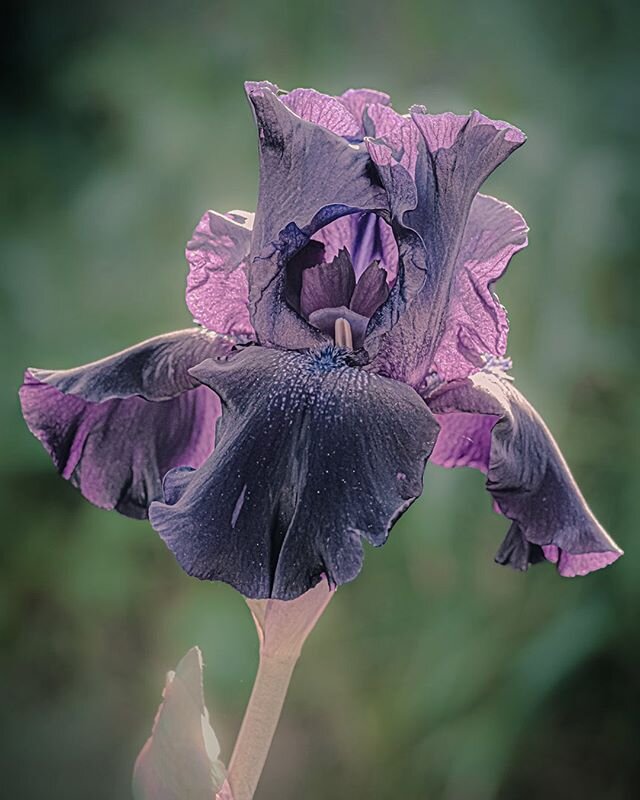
[20,81,622,600]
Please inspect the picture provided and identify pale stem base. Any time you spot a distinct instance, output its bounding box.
[227,653,298,800]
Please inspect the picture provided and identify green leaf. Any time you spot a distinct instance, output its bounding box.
[132,647,227,800]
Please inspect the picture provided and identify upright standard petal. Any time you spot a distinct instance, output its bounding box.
[427,372,623,576]
[244,81,388,350]
[186,209,255,337]
[20,330,231,519]
[149,345,439,599]
[367,107,526,386]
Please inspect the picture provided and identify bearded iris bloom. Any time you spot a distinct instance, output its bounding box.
[20,81,622,600]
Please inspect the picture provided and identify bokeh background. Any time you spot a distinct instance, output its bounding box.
[2,1,639,798]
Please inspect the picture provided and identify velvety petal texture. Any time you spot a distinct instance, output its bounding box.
[428,371,622,576]
[20,330,231,519]
[186,210,254,337]
[149,345,439,599]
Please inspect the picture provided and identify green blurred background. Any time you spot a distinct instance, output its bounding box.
[2,1,639,798]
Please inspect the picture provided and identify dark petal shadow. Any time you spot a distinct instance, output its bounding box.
[20,329,230,518]
[149,345,439,599]
[427,372,623,576]
[350,260,389,318]
[300,249,356,318]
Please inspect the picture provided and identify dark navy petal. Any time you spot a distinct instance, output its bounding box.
[366,107,526,387]
[149,346,439,599]
[246,82,387,254]
[244,81,388,350]
[427,372,623,576]
[20,330,231,519]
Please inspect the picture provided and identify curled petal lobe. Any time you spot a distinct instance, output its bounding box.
[430,410,499,472]
[149,346,439,600]
[432,194,529,380]
[428,372,623,576]
[186,210,254,337]
[25,329,228,402]
[20,330,230,518]
[366,103,420,177]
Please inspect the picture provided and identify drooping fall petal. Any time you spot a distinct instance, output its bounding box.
[150,345,439,599]
[20,330,230,518]
[428,371,623,576]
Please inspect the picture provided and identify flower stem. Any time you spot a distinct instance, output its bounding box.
[227,653,298,800]
[226,580,334,799]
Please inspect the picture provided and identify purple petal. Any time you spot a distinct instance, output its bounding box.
[244,81,387,350]
[433,194,528,380]
[427,372,623,576]
[299,248,356,318]
[350,260,389,318]
[186,209,254,337]
[430,410,499,472]
[368,107,526,387]
[281,88,360,137]
[339,88,391,134]
[149,346,439,599]
[366,103,420,178]
[541,546,621,578]
[20,330,230,518]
